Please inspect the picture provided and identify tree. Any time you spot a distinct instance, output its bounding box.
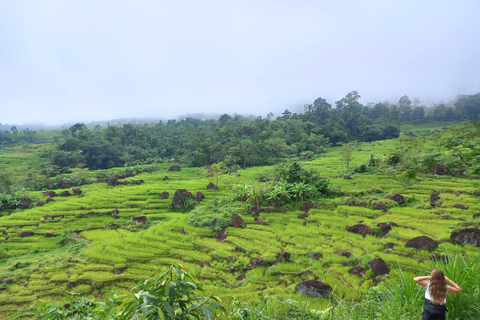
[282,109,292,120]
[339,141,357,169]
[335,91,362,113]
[398,95,412,122]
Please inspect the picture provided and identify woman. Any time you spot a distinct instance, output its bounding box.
[414,269,462,320]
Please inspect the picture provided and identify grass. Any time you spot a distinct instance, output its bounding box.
[0,125,479,319]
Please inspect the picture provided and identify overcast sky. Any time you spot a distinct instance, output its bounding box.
[1,1,479,125]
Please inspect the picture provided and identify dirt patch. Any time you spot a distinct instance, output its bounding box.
[18,231,34,238]
[473,213,480,219]
[249,204,262,216]
[307,252,322,260]
[163,175,169,180]
[340,251,351,258]
[36,201,45,207]
[295,280,331,298]
[298,213,310,219]
[431,164,448,175]
[343,176,353,180]
[406,236,438,251]
[300,202,317,212]
[236,273,246,281]
[450,228,480,247]
[72,188,82,195]
[453,204,468,210]
[67,281,78,289]
[168,165,181,171]
[44,233,55,238]
[474,191,480,196]
[368,257,389,275]
[346,224,371,237]
[107,178,118,186]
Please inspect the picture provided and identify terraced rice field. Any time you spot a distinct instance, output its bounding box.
[1,140,479,318]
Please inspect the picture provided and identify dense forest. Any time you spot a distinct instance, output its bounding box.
[1,92,479,175]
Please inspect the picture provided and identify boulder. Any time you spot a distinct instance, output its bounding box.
[300,202,316,212]
[44,233,56,238]
[168,165,181,171]
[42,191,57,197]
[111,208,119,219]
[72,188,82,195]
[450,228,480,247]
[107,178,118,186]
[473,213,480,219]
[206,182,218,190]
[473,191,480,197]
[373,202,387,211]
[376,222,392,236]
[132,216,147,224]
[114,268,125,274]
[348,266,366,277]
[160,191,170,199]
[384,242,396,249]
[346,224,371,237]
[216,230,228,242]
[18,231,34,238]
[244,257,264,270]
[60,190,71,197]
[343,176,353,180]
[340,251,351,258]
[368,257,389,275]
[387,193,405,204]
[431,164,448,175]
[430,191,441,206]
[295,280,332,298]
[36,201,45,207]
[248,204,261,215]
[196,192,205,202]
[67,281,78,289]
[236,273,246,281]
[453,204,468,210]
[18,199,30,209]
[231,214,243,228]
[58,180,74,188]
[275,252,291,263]
[78,206,86,210]
[298,213,309,219]
[163,175,169,180]
[255,219,266,225]
[171,189,193,209]
[406,236,438,251]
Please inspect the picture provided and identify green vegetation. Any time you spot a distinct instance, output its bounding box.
[0,119,479,319]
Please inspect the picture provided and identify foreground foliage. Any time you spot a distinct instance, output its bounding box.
[35,266,225,320]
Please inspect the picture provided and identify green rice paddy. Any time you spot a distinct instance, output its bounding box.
[0,137,479,319]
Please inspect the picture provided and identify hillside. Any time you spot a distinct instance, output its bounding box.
[0,126,479,319]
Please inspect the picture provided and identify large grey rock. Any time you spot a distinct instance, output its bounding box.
[295,280,332,298]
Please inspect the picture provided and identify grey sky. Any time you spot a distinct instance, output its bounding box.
[1,0,479,125]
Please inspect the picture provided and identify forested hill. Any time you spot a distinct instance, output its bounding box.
[1,92,479,172]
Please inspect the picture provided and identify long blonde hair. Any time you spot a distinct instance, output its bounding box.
[429,269,447,305]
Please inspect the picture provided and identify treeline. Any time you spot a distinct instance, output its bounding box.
[6,91,479,173]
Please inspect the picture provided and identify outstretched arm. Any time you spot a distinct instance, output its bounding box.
[414,276,430,286]
[445,277,462,293]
